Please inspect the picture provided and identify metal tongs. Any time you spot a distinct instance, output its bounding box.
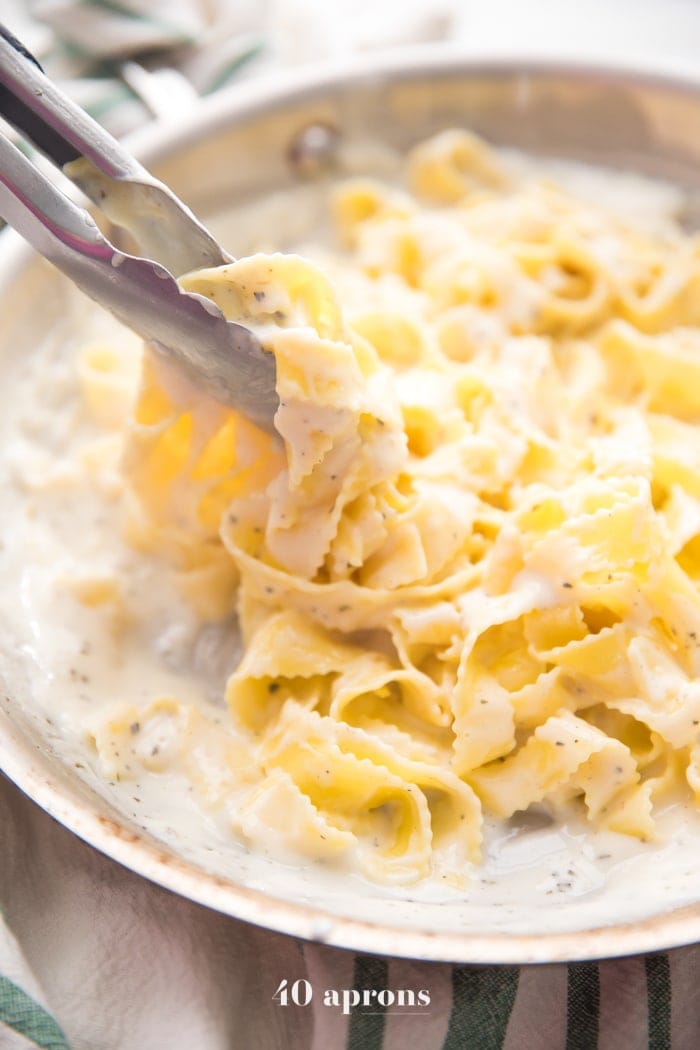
[0,25,278,431]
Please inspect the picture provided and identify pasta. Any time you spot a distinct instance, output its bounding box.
[87,130,700,886]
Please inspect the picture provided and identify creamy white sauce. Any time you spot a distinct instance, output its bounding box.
[1,150,700,937]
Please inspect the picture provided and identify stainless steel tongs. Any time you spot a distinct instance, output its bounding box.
[0,25,278,431]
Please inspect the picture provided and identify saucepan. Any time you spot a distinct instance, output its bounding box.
[2,49,700,963]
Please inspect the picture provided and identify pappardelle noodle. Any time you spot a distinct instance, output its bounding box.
[86,131,700,885]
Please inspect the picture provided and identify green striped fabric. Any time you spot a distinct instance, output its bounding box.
[566,963,600,1049]
[347,956,390,1050]
[443,966,520,1049]
[0,947,684,1049]
[0,976,70,1050]
[645,955,672,1050]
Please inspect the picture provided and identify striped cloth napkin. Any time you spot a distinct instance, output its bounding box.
[2,2,700,1048]
[3,775,698,1050]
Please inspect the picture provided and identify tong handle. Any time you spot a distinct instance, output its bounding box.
[0,22,139,178]
[0,23,228,275]
[0,23,278,431]
[0,129,278,431]
[0,25,80,167]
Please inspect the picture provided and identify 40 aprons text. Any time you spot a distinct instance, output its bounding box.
[273,978,431,1015]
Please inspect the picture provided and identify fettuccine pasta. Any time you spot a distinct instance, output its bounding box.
[87,130,700,885]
